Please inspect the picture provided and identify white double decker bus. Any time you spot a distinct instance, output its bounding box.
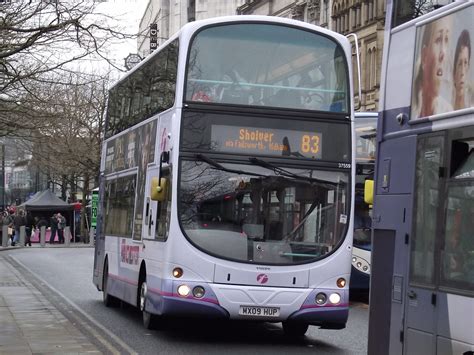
[93,15,356,336]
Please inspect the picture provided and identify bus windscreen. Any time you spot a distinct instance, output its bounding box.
[185,23,349,113]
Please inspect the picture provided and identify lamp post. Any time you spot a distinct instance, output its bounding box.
[1,144,4,210]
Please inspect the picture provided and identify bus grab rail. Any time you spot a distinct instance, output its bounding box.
[346,33,362,111]
[188,78,346,94]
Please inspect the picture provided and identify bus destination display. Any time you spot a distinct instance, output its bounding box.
[211,125,323,159]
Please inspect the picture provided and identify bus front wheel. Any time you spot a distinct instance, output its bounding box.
[140,281,158,330]
[282,322,309,337]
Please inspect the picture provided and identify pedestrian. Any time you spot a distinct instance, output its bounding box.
[25,211,35,247]
[12,210,26,246]
[49,213,58,244]
[57,212,66,244]
[35,217,48,243]
[0,211,12,246]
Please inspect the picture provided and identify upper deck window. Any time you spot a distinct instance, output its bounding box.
[391,0,454,28]
[355,115,377,163]
[105,40,178,138]
[185,23,349,113]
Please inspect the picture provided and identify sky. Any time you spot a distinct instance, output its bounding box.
[88,0,149,73]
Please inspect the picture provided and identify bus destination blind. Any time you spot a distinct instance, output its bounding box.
[211,125,323,159]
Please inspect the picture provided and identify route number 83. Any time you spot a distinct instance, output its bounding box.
[301,135,320,154]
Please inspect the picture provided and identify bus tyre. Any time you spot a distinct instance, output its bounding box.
[140,281,158,330]
[282,322,309,337]
[103,262,119,307]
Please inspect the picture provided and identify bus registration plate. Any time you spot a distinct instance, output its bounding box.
[239,306,280,317]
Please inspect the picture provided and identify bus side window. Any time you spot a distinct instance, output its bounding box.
[156,169,171,241]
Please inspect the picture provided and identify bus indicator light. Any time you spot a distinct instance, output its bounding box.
[337,278,346,288]
[173,267,183,278]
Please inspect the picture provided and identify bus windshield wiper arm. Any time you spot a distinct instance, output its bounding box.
[196,154,265,177]
[248,157,336,187]
[283,199,320,241]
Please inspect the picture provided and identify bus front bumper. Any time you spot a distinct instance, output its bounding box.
[146,283,348,328]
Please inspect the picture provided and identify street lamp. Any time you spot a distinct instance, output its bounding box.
[1,144,5,210]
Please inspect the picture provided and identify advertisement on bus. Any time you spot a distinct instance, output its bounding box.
[411,6,474,120]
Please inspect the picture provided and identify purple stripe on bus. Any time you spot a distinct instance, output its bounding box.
[301,303,349,309]
[288,306,349,327]
[109,273,138,285]
[148,286,220,305]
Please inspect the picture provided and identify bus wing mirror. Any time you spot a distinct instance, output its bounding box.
[364,179,374,205]
[151,177,168,201]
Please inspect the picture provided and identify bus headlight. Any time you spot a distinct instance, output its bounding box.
[329,293,341,305]
[315,292,327,305]
[192,286,205,298]
[177,284,190,297]
[352,255,370,274]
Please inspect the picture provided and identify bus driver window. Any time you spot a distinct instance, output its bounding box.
[441,139,474,289]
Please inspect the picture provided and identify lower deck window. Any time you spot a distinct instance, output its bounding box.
[104,175,137,237]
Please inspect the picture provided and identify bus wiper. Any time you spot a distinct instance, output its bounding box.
[283,199,320,242]
[196,154,265,177]
[248,157,336,187]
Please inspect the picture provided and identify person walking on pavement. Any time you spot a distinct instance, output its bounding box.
[0,211,12,246]
[49,213,58,244]
[35,217,48,243]
[57,212,66,244]
[25,211,35,247]
[12,210,26,246]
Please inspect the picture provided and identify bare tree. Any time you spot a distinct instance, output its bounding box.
[13,71,110,237]
[0,0,133,135]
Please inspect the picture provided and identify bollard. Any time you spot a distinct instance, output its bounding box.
[1,225,8,247]
[19,226,26,247]
[65,226,71,246]
[40,226,46,247]
[89,227,95,246]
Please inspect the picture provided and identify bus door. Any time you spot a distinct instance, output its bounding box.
[144,166,160,240]
[404,134,445,355]
[93,180,106,289]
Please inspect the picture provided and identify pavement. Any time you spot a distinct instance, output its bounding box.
[0,244,103,355]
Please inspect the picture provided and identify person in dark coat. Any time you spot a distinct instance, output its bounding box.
[49,214,58,244]
[12,210,26,246]
[57,212,66,244]
[25,211,35,247]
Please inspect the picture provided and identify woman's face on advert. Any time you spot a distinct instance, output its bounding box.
[424,21,450,91]
[431,22,449,79]
[454,46,470,93]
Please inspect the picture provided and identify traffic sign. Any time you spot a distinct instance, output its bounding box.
[91,190,99,228]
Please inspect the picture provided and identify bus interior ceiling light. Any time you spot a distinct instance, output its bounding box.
[173,267,183,278]
[329,293,341,305]
[177,284,191,297]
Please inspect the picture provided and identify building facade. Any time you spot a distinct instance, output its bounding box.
[138,0,246,57]
[137,0,385,111]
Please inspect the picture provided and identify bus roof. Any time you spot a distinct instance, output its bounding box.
[110,15,351,92]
